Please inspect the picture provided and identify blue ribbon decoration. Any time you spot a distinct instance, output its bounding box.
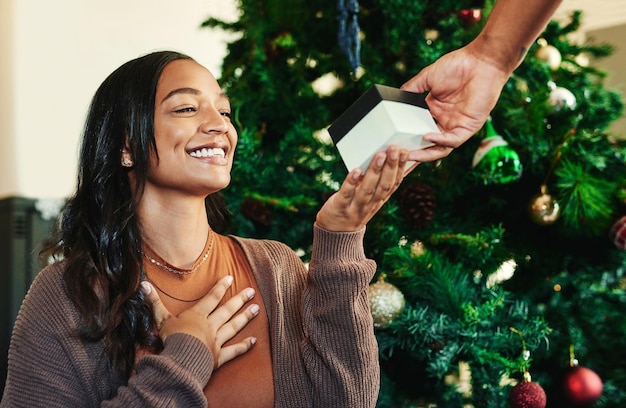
[337,0,361,73]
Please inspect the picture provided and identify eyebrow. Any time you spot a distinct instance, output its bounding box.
[161,87,199,104]
[160,88,230,104]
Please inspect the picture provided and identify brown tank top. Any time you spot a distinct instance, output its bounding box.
[142,231,274,407]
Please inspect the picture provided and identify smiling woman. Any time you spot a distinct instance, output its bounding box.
[0,50,412,407]
[145,59,237,200]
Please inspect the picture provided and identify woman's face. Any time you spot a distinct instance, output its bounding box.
[147,59,238,199]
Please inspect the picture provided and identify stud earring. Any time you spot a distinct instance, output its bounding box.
[122,156,134,167]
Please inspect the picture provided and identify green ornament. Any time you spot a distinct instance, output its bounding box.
[472,121,523,185]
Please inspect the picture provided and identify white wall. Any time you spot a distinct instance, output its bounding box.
[0,0,237,199]
[588,24,626,138]
[0,0,18,198]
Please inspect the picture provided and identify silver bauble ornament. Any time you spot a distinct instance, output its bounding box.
[368,276,405,329]
[547,83,577,112]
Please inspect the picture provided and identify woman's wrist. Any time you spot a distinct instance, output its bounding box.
[312,224,366,263]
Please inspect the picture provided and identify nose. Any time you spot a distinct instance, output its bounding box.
[199,107,229,135]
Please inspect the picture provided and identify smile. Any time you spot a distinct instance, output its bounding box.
[189,147,226,158]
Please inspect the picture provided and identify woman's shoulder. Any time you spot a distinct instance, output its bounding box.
[17,260,77,328]
[27,260,67,297]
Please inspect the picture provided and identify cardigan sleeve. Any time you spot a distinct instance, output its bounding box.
[0,263,213,408]
[302,225,380,408]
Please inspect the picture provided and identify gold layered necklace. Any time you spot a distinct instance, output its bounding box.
[143,230,214,276]
[143,230,215,302]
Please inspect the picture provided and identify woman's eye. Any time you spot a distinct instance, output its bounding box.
[221,111,232,119]
[174,106,197,114]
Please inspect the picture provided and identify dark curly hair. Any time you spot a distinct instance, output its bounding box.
[44,50,230,380]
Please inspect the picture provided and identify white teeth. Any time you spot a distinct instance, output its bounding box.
[189,147,226,158]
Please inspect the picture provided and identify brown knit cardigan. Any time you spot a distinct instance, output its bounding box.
[0,226,380,407]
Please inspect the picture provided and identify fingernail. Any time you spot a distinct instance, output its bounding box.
[140,281,152,294]
[376,154,386,167]
[250,337,257,345]
[390,149,399,160]
[224,275,233,285]
[246,288,255,299]
[250,304,260,315]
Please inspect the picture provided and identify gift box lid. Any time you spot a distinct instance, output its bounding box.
[328,84,438,172]
[328,84,430,144]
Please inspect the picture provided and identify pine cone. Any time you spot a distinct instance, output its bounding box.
[398,182,436,230]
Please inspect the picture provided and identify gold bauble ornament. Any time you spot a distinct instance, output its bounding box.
[410,240,426,258]
[535,38,562,71]
[515,78,529,95]
[368,276,405,329]
[575,53,590,67]
[528,185,560,225]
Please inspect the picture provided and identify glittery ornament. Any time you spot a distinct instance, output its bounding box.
[410,240,426,258]
[609,215,626,250]
[508,328,546,408]
[368,276,405,329]
[472,120,522,185]
[528,185,560,225]
[547,82,577,113]
[563,365,603,406]
[535,38,562,71]
[509,380,547,408]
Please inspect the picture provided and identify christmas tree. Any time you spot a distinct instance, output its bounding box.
[202,0,626,406]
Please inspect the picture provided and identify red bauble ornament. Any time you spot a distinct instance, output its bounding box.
[509,381,547,408]
[563,366,603,405]
[457,9,482,26]
[609,215,626,250]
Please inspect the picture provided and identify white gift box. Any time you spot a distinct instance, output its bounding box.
[328,84,439,173]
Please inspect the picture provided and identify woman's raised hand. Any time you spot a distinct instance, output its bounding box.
[141,276,259,368]
[316,145,409,232]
